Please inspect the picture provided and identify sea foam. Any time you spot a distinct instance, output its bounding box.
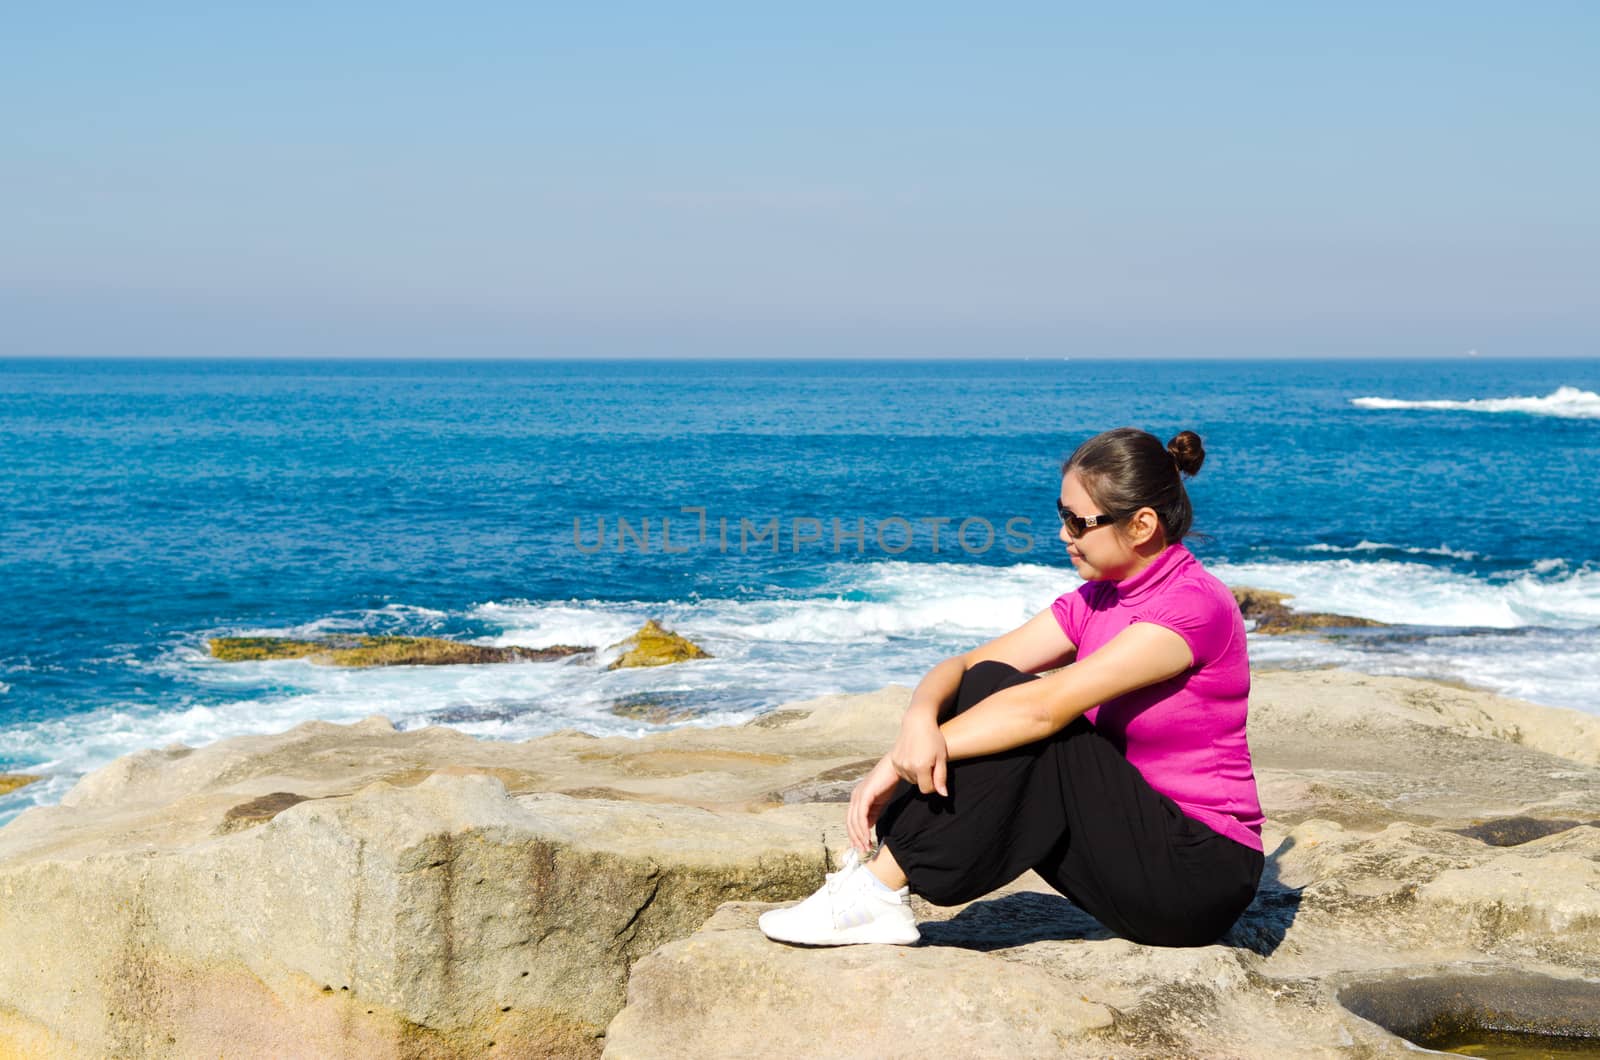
[1210,557,1600,629]
[1351,386,1600,420]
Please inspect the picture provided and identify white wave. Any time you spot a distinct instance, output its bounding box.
[470,602,647,654]
[478,561,1066,650]
[1351,386,1600,419]
[1211,557,1600,630]
[0,682,9,695]
[1248,626,1600,718]
[1300,540,1479,561]
[234,602,453,641]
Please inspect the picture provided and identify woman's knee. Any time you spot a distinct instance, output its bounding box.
[955,659,1036,713]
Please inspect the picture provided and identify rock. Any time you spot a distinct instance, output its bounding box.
[0,772,844,1058]
[604,670,1600,1058]
[605,900,1118,1059]
[0,774,41,796]
[608,820,1600,1058]
[1337,970,1600,1055]
[1230,585,1386,634]
[0,689,906,1057]
[215,790,317,834]
[1450,815,1599,846]
[604,620,710,669]
[608,691,701,724]
[5,671,1600,1057]
[207,635,592,667]
[207,636,334,661]
[765,758,879,804]
[425,704,521,725]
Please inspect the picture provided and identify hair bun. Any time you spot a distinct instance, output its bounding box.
[1167,430,1205,477]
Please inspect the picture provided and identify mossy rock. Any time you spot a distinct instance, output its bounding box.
[1230,587,1386,635]
[208,636,592,668]
[605,620,711,670]
[0,774,42,797]
[207,637,333,662]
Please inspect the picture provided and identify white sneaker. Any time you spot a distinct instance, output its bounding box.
[758,848,920,946]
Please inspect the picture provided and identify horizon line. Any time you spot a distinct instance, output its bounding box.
[4,353,1597,363]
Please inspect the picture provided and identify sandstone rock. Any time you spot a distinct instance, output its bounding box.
[208,635,591,667]
[604,670,1600,1058]
[0,690,904,1057]
[607,814,1600,1058]
[1231,585,1386,634]
[0,770,845,1058]
[5,671,1600,1057]
[604,620,710,669]
[605,900,1118,1059]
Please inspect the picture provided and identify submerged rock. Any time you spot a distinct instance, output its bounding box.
[608,691,701,724]
[1231,586,1387,634]
[605,620,710,669]
[208,635,592,667]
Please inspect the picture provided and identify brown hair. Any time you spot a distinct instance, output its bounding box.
[1060,428,1205,544]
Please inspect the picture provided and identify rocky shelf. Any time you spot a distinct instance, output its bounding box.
[1,669,1597,1057]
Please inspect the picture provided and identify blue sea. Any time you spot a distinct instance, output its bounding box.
[2,357,1597,826]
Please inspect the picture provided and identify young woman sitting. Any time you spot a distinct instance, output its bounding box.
[759,427,1265,948]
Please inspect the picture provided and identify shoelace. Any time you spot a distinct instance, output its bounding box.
[824,849,866,894]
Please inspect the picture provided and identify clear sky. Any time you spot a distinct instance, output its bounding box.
[5,2,1597,358]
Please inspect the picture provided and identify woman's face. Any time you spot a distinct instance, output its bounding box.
[1058,470,1140,581]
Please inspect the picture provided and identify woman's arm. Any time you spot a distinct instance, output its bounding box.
[940,621,1194,760]
[850,608,1086,852]
[891,607,1078,795]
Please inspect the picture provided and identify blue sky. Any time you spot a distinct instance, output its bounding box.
[4,3,1597,358]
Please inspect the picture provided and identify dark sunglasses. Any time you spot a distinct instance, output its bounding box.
[1056,500,1120,538]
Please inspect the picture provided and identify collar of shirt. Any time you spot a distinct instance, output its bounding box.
[1112,542,1193,604]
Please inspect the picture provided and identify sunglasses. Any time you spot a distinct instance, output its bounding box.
[1056,500,1120,538]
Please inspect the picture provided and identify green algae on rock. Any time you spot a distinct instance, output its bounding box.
[207,636,592,667]
[1231,586,1387,635]
[207,637,329,662]
[605,620,710,669]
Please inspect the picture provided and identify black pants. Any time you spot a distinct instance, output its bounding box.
[876,660,1263,947]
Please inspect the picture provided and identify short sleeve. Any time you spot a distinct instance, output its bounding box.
[1050,586,1091,648]
[1130,585,1234,669]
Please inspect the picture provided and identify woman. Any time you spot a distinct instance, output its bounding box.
[760,427,1265,948]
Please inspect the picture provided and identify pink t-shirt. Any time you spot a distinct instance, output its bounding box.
[1050,542,1265,852]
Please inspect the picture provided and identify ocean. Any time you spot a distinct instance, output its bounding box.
[2,356,1596,826]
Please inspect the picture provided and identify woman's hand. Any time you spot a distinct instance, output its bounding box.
[846,754,903,855]
[890,709,949,796]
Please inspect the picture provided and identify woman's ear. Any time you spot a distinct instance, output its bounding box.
[1124,506,1162,547]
